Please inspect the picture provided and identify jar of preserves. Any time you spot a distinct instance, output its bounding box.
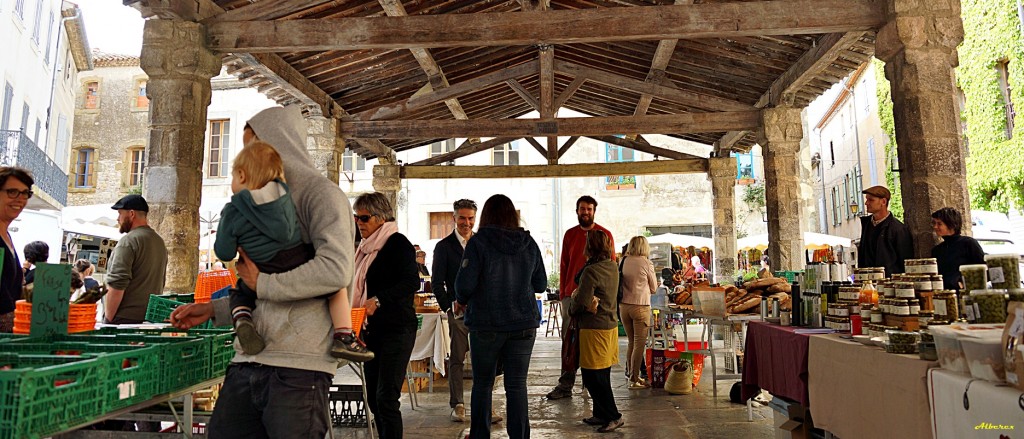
[893,299,910,316]
[930,275,944,291]
[894,282,916,299]
[908,299,920,316]
[918,310,934,327]
[910,275,932,292]
[970,289,1008,324]
[906,258,939,274]
[932,291,959,322]
[985,254,1021,289]
[881,282,895,298]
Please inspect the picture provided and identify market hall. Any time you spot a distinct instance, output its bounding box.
[3,0,1018,438]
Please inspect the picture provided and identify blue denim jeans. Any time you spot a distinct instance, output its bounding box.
[468,328,536,439]
[208,363,332,439]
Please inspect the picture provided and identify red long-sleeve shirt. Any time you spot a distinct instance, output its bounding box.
[559,224,614,299]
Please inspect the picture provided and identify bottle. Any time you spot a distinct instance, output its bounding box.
[859,280,878,305]
[791,281,802,327]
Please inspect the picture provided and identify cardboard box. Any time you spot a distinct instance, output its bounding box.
[769,397,811,439]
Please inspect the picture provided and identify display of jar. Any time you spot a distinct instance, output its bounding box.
[909,274,932,291]
[881,282,895,298]
[908,299,921,316]
[917,310,934,327]
[859,280,878,305]
[906,258,939,274]
[879,298,891,315]
[839,286,861,301]
[893,299,911,316]
[970,289,1008,324]
[932,291,959,322]
[859,306,872,319]
[894,282,916,299]
[930,275,944,291]
[960,264,989,291]
[985,254,1022,289]
[870,309,883,323]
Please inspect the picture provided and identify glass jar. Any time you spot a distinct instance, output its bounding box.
[930,275,944,291]
[910,274,932,291]
[859,280,878,305]
[906,258,939,274]
[908,299,920,316]
[985,254,1021,289]
[932,291,959,322]
[1009,289,1024,303]
[963,295,977,323]
[959,264,989,291]
[970,289,1008,324]
[839,286,861,301]
[881,281,895,298]
[870,309,883,324]
[894,282,916,299]
[918,310,933,327]
[893,299,910,316]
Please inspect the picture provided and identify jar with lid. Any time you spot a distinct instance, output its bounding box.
[909,274,932,291]
[984,254,1021,289]
[870,308,883,323]
[932,291,959,322]
[894,282,916,298]
[907,299,920,316]
[969,289,1008,324]
[962,295,977,323]
[906,258,939,274]
[917,310,933,327]
[839,286,860,301]
[930,275,944,291]
[959,264,988,291]
[893,299,911,316]
[881,281,895,298]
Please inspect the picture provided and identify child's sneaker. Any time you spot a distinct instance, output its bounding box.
[234,317,266,355]
[331,333,374,362]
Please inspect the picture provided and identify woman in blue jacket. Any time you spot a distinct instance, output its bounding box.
[455,194,547,439]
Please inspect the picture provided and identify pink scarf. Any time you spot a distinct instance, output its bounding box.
[353,221,399,308]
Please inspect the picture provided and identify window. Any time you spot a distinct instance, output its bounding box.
[866,137,878,186]
[429,139,455,157]
[429,212,455,239]
[15,0,25,19]
[604,142,635,190]
[72,147,96,188]
[492,142,519,166]
[996,59,1015,139]
[342,149,365,172]
[55,114,67,166]
[44,11,53,63]
[831,187,841,226]
[126,146,146,187]
[135,80,148,109]
[842,175,850,220]
[84,81,99,109]
[840,114,846,137]
[829,141,836,167]
[31,0,43,44]
[861,78,871,115]
[206,119,230,177]
[20,103,29,132]
[1,83,12,131]
[733,151,755,180]
[33,119,40,144]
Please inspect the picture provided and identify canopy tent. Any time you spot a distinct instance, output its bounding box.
[647,233,714,249]
[738,232,852,251]
[60,204,123,239]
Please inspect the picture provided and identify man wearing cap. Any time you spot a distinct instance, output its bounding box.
[104,194,168,324]
[858,185,914,276]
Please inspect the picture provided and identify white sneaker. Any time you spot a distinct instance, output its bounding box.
[451,404,466,422]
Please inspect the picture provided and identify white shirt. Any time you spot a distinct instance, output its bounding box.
[457,231,472,249]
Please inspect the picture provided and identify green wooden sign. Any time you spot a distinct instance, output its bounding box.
[30,263,72,337]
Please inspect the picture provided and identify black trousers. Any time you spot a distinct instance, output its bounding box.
[207,363,332,439]
[363,329,416,439]
[581,367,621,422]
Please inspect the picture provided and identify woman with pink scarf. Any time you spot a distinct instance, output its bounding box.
[352,192,419,439]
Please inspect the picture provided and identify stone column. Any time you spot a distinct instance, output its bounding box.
[708,157,738,285]
[876,0,969,257]
[372,163,401,215]
[757,106,806,272]
[306,115,344,184]
[140,20,221,294]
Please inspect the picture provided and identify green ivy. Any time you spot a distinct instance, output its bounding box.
[872,59,905,221]
[958,0,1024,213]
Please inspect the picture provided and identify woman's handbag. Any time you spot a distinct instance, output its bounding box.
[664,360,695,395]
[561,316,581,371]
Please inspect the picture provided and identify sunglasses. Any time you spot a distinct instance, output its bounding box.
[3,189,33,199]
[354,214,376,223]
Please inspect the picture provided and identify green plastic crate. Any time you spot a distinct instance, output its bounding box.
[81,327,236,379]
[773,271,802,283]
[0,334,26,344]
[146,294,211,328]
[0,354,107,439]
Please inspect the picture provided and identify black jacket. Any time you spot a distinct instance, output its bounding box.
[931,234,986,290]
[364,233,420,337]
[431,231,463,313]
[858,214,915,276]
[0,239,23,315]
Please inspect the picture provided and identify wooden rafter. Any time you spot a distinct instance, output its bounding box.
[587,135,704,161]
[554,77,586,110]
[557,136,580,159]
[506,79,540,111]
[341,111,762,139]
[205,1,887,52]
[632,0,694,127]
[524,137,548,158]
[411,137,521,166]
[402,159,708,179]
[540,46,557,164]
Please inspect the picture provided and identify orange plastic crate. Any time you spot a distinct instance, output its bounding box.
[12,300,97,334]
[351,308,366,337]
[194,270,237,303]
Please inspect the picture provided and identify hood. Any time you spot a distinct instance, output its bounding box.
[476,225,534,255]
[230,180,297,244]
[246,106,320,181]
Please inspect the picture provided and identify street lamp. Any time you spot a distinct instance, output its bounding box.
[849,200,861,216]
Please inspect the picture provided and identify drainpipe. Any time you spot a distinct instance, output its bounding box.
[45,9,80,156]
[818,128,828,234]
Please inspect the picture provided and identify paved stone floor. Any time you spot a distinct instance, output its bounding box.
[330,328,775,438]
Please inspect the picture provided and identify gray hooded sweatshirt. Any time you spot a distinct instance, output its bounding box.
[210,106,355,374]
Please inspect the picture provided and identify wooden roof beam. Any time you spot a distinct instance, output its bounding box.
[631,0,693,135]
[411,137,522,166]
[506,79,540,111]
[206,0,887,52]
[716,31,867,155]
[540,45,557,164]
[402,159,708,180]
[587,135,704,161]
[557,136,579,160]
[341,111,761,139]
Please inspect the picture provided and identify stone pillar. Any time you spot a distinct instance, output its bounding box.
[876,0,969,257]
[140,20,221,294]
[709,157,738,285]
[306,115,344,184]
[757,106,806,272]
[372,163,401,214]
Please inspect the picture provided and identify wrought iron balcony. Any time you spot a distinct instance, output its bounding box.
[0,130,68,207]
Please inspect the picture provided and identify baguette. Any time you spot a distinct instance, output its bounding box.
[728,296,761,313]
[768,283,792,294]
[744,277,786,290]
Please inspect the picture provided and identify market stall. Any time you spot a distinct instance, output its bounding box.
[740,321,811,406]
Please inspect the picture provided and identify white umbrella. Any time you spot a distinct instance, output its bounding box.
[647,233,714,249]
[738,232,852,251]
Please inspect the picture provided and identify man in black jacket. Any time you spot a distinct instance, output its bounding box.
[858,185,914,276]
[432,199,502,424]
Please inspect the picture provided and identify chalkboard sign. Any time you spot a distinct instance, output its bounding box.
[30,263,72,337]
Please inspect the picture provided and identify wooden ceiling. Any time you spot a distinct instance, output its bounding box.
[130,0,878,160]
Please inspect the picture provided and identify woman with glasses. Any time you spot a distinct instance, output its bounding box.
[0,167,33,332]
[351,192,419,439]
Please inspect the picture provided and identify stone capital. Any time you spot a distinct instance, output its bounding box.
[707,157,738,180]
[757,106,804,149]
[372,165,402,192]
[140,20,221,80]
[875,0,964,64]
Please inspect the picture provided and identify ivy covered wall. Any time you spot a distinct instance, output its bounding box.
[958,0,1024,213]
[874,0,1024,215]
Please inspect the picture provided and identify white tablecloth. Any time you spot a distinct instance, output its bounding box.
[410,312,450,376]
[928,368,1024,438]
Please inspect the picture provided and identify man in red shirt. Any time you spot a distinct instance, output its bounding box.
[546,195,614,400]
